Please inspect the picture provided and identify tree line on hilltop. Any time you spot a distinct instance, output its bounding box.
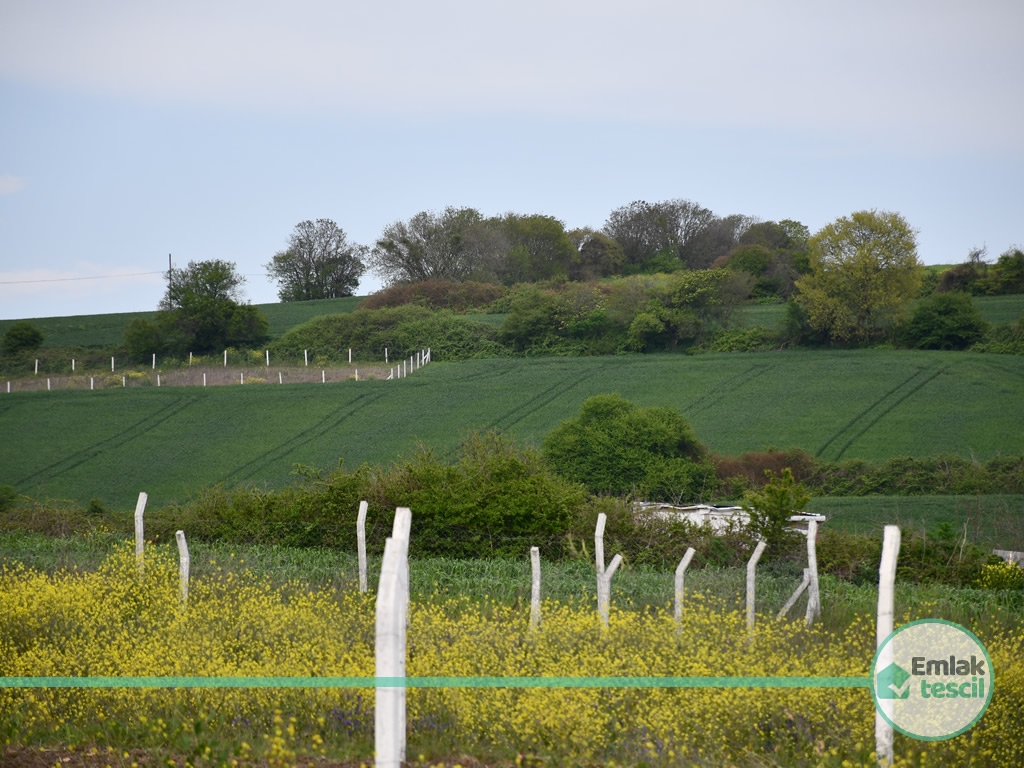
[2,200,1022,364]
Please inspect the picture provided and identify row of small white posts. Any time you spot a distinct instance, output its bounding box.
[133,493,900,768]
[32,348,418,377]
[388,348,431,380]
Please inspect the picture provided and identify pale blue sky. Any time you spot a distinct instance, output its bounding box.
[1,0,1021,320]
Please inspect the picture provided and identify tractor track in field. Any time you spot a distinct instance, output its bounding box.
[440,358,627,459]
[682,363,771,416]
[221,389,388,485]
[12,395,202,487]
[480,358,631,434]
[816,362,950,461]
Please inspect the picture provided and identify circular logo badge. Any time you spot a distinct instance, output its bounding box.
[871,619,994,740]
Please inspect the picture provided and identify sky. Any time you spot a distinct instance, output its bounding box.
[1,0,1022,320]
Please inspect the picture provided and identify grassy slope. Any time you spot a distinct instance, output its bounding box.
[0,295,365,348]
[2,350,1023,511]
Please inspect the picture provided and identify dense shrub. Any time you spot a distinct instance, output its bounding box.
[357,279,505,312]
[805,454,1024,496]
[270,305,506,361]
[900,291,988,350]
[713,449,816,496]
[971,316,1024,355]
[543,393,717,502]
[2,321,43,356]
[701,325,778,352]
[367,432,588,558]
[497,283,623,356]
[122,317,166,361]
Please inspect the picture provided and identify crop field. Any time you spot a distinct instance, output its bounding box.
[2,349,1023,511]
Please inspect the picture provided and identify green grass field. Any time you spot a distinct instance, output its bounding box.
[2,349,1023,511]
[0,295,365,348]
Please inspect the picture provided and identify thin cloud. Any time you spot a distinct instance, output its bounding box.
[0,175,26,195]
[0,1,1021,153]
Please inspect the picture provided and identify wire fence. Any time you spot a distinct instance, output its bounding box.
[1,347,432,392]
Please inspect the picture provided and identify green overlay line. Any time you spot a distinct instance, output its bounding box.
[1,676,871,689]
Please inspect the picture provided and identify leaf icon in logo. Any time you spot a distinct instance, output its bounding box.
[876,663,911,699]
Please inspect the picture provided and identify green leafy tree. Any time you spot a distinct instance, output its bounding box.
[542,393,716,501]
[900,292,989,350]
[987,248,1024,294]
[567,228,625,280]
[795,210,922,343]
[493,213,576,284]
[158,260,268,354]
[741,468,811,544]
[2,321,43,355]
[266,219,367,301]
[122,317,165,361]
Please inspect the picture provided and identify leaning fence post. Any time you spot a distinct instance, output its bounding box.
[876,525,901,767]
[805,521,821,626]
[357,500,368,593]
[746,540,767,634]
[175,530,190,604]
[674,547,697,629]
[530,546,541,631]
[134,492,148,575]
[777,569,811,620]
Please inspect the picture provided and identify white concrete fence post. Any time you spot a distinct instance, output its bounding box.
[175,530,190,604]
[746,540,767,634]
[357,500,369,593]
[805,520,821,626]
[134,492,148,575]
[594,512,622,627]
[674,547,697,629]
[876,525,901,767]
[530,546,541,631]
[375,507,411,768]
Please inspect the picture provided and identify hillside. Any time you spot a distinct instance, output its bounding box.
[2,350,1022,510]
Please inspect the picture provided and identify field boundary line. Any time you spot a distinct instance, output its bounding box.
[0,675,872,689]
